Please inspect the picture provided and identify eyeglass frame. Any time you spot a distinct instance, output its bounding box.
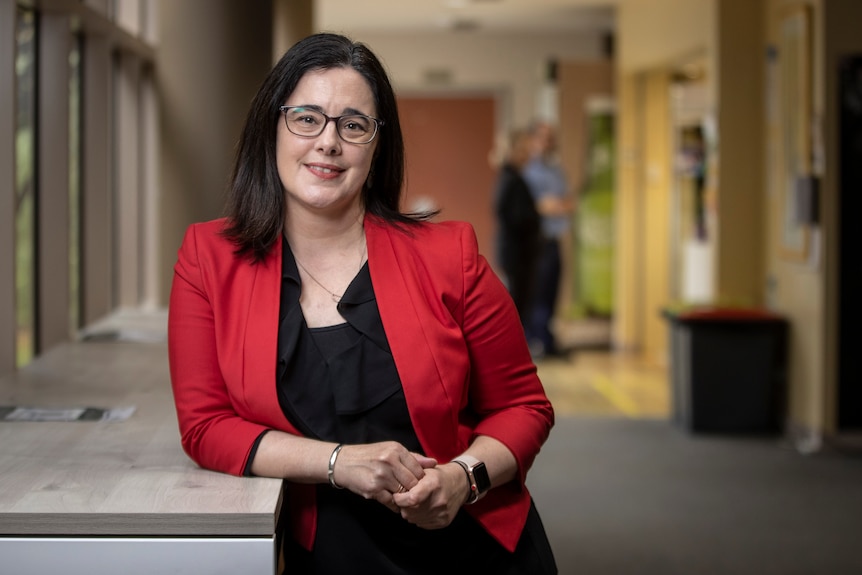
[278,105,385,144]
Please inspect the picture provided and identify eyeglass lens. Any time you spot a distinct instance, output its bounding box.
[283,107,378,144]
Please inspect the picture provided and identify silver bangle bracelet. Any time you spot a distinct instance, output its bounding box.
[328,443,344,489]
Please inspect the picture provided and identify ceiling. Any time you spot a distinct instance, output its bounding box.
[315,0,617,35]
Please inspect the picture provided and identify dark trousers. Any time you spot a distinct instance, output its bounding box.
[501,251,537,330]
[528,238,561,355]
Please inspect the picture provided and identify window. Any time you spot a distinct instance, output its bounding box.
[15,8,37,368]
[2,0,156,374]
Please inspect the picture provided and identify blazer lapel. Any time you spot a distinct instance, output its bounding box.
[365,217,459,460]
[242,238,295,430]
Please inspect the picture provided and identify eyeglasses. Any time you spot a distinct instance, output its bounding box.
[279,105,384,145]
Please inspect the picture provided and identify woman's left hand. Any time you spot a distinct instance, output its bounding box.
[391,462,470,529]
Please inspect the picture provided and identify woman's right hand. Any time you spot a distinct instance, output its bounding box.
[331,442,437,511]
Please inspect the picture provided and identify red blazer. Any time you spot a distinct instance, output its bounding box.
[168,215,554,552]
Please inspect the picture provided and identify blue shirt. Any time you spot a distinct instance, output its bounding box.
[523,156,570,239]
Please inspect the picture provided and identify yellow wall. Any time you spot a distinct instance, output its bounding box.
[641,70,673,364]
[617,0,716,75]
[766,0,826,432]
[764,0,824,436]
[613,73,642,349]
[615,0,769,363]
[614,0,715,355]
[715,0,766,307]
[763,0,862,436]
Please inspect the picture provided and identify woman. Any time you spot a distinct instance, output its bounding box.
[168,33,556,574]
[494,128,541,328]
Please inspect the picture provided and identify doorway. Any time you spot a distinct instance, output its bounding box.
[838,55,862,431]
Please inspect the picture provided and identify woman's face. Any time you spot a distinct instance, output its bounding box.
[276,67,379,218]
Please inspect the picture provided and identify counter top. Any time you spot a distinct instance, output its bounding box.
[0,339,283,537]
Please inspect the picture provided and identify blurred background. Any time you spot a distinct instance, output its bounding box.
[4,0,861,444]
[2,1,862,571]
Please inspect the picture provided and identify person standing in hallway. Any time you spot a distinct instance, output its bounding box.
[168,33,556,574]
[523,120,575,359]
[494,128,541,329]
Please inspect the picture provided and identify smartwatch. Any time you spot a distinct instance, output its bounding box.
[452,455,491,504]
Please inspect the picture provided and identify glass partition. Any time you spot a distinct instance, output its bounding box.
[15,8,37,367]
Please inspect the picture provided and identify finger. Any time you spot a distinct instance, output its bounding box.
[392,477,433,508]
[392,491,415,509]
[398,453,437,490]
[388,491,405,513]
[391,474,414,494]
[373,490,400,513]
[387,482,407,496]
[411,453,438,469]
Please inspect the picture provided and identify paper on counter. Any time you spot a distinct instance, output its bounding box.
[0,406,137,422]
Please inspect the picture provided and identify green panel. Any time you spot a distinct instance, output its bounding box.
[577,109,615,316]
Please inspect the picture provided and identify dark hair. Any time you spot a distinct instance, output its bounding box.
[223,33,430,262]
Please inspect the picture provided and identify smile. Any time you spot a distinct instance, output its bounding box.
[308,164,343,173]
[306,164,346,179]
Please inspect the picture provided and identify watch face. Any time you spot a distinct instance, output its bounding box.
[473,461,491,494]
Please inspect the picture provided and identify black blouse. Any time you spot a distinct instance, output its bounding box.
[275,237,421,452]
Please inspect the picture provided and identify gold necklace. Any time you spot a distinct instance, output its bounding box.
[294,240,367,303]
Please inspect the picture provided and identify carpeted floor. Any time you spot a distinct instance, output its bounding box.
[527,417,862,575]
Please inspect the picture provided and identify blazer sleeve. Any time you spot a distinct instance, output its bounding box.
[456,224,554,483]
[167,224,271,476]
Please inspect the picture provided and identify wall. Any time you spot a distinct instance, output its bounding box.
[273,0,314,63]
[640,70,673,363]
[715,0,765,308]
[354,31,606,129]
[615,0,767,359]
[157,1,274,304]
[762,0,823,440]
[613,0,716,353]
[763,0,862,438]
[617,0,716,75]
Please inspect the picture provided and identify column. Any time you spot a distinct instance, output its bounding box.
[156,0,275,304]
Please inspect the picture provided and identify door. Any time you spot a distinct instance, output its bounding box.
[838,55,862,430]
[397,95,497,263]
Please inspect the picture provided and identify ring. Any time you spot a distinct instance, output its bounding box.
[397,484,405,493]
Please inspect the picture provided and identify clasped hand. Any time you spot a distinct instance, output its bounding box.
[332,441,469,530]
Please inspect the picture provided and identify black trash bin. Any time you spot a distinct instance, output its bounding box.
[663,307,788,434]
